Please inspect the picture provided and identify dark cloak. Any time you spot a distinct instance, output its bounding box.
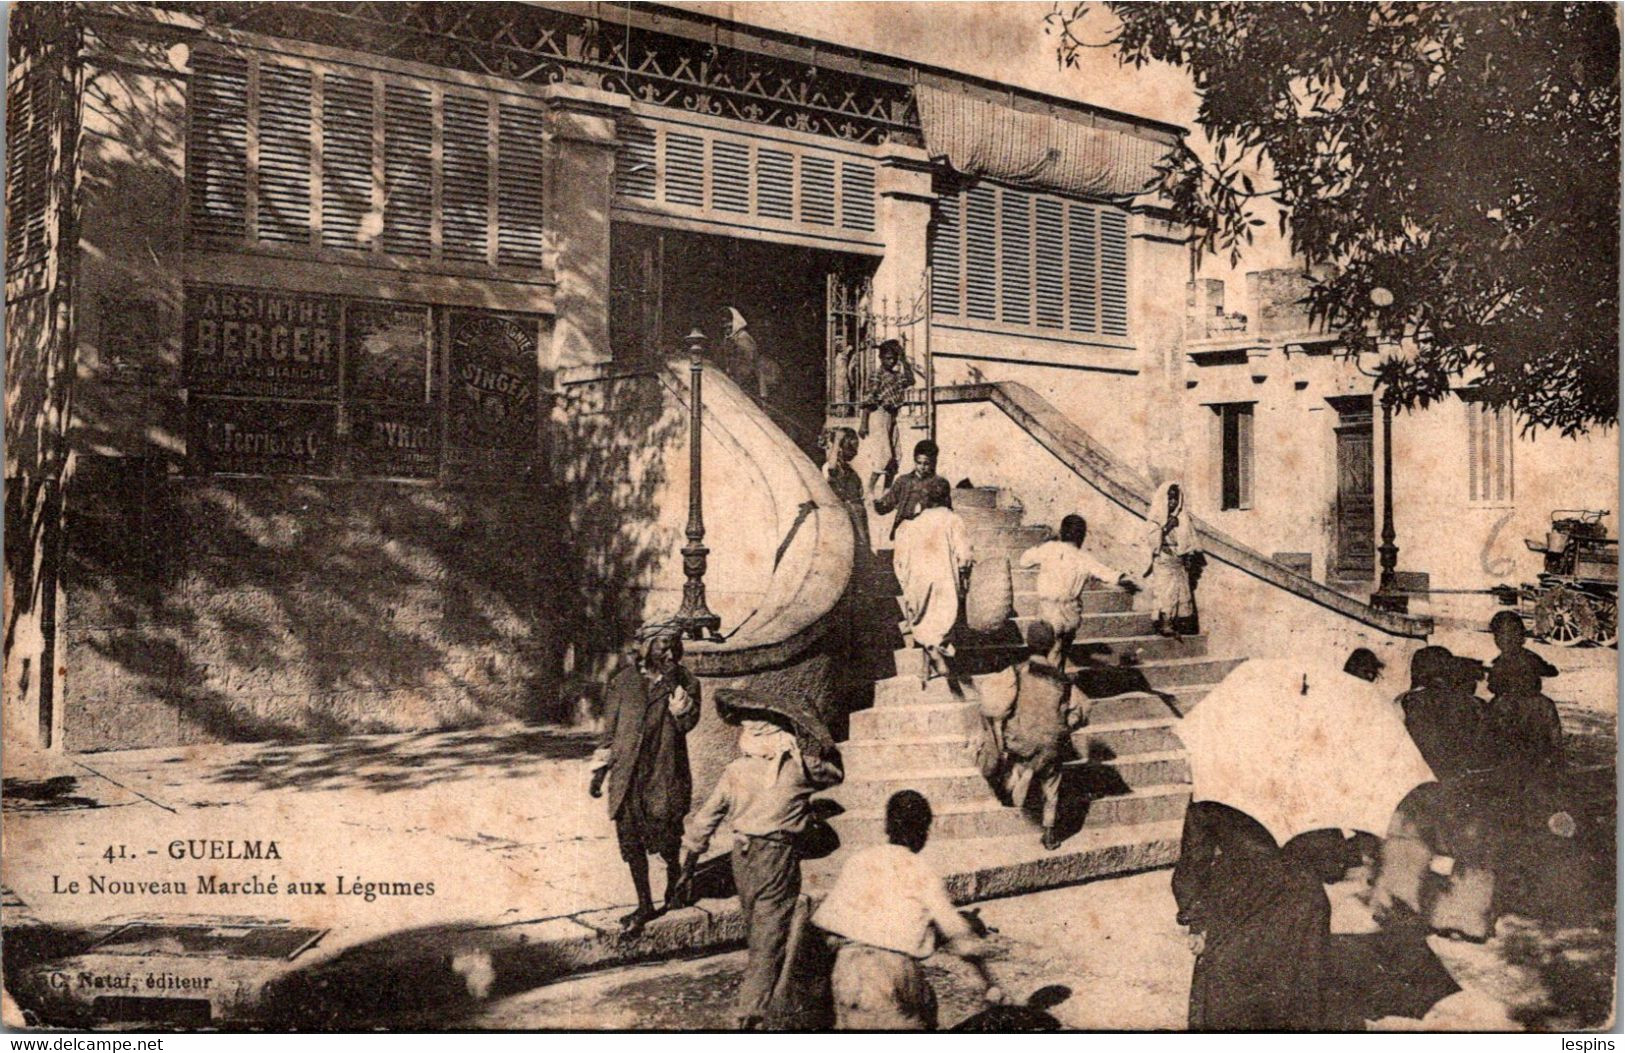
[1172,801,1331,1031]
[598,662,702,840]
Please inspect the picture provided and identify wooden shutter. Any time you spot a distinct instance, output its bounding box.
[757,148,794,220]
[6,64,53,268]
[1100,209,1129,337]
[497,104,546,268]
[840,161,875,232]
[615,122,658,200]
[321,71,374,250]
[441,93,491,262]
[964,184,997,321]
[800,155,835,226]
[1035,197,1064,329]
[1067,203,1097,333]
[929,189,962,317]
[255,62,313,245]
[383,83,433,258]
[999,189,1031,326]
[1237,403,1254,509]
[664,131,703,207]
[711,139,750,214]
[188,52,250,241]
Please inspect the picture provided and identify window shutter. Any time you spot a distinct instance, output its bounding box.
[999,189,1031,326]
[1237,404,1254,509]
[497,104,546,268]
[800,155,835,226]
[255,63,313,245]
[188,52,250,241]
[929,190,962,317]
[840,161,875,232]
[711,139,750,214]
[6,64,52,268]
[1067,203,1097,333]
[1035,197,1064,329]
[1100,209,1128,337]
[321,71,374,250]
[1466,401,1481,502]
[383,83,433,258]
[756,148,794,220]
[1500,408,1514,501]
[441,93,491,262]
[663,131,704,207]
[964,184,997,321]
[615,122,657,200]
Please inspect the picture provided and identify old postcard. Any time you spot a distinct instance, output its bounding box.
[3,0,1617,1033]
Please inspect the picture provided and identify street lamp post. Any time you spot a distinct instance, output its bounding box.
[1365,286,1407,614]
[675,329,723,641]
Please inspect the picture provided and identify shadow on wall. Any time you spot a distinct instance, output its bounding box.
[53,37,592,749]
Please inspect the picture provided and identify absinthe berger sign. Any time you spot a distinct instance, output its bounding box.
[184,286,342,397]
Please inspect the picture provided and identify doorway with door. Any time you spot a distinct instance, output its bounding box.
[1330,396,1375,582]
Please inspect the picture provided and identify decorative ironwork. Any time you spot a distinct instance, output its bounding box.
[167,2,919,146]
[825,270,935,438]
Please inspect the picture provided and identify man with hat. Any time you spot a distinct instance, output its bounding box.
[590,620,703,935]
[676,688,843,1029]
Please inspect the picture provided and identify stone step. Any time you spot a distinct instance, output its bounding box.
[953,505,1025,529]
[1077,717,1185,759]
[890,633,1208,678]
[831,750,1192,813]
[1075,655,1244,694]
[843,733,979,777]
[803,820,1184,898]
[829,783,1192,845]
[949,487,1003,510]
[970,524,1051,551]
[1012,589,1134,616]
[855,687,1186,732]
[869,667,1215,711]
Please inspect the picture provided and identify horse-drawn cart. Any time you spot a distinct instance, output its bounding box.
[1496,510,1618,647]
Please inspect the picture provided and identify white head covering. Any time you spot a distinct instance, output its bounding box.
[1148,480,1197,554]
[725,307,748,336]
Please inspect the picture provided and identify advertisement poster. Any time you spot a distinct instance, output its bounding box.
[182,285,342,399]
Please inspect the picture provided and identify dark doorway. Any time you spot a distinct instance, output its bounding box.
[1330,396,1375,581]
[609,222,874,456]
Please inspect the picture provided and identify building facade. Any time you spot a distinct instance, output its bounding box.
[5,2,1190,751]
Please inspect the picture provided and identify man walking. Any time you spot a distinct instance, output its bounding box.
[589,621,702,935]
[873,439,945,541]
[677,693,843,1030]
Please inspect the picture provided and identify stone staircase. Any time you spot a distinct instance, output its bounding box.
[815,484,1245,884]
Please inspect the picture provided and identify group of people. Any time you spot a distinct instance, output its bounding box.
[590,620,999,1030]
[1173,617,1586,1031]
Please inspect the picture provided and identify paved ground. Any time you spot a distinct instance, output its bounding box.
[456,869,1613,1032]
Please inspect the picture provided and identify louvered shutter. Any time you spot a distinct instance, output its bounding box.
[664,132,703,207]
[930,190,962,317]
[6,64,52,268]
[840,161,875,232]
[964,184,996,321]
[497,105,546,268]
[1100,209,1128,337]
[1034,198,1064,329]
[756,148,794,219]
[711,139,750,214]
[255,63,312,245]
[188,52,250,241]
[441,94,490,262]
[1499,407,1514,501]
[1067,203,1097,333]
[800,155,835,226]
[999,189,1031,325]
[1466,401,1481,502]
[383,84,433,258]
[615,123,657,200]
[321,71,373,250]
[1237,404,1254,509]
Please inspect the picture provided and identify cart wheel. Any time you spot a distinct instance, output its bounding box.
[1534,586,1598,647]
[1594,597,1618,648]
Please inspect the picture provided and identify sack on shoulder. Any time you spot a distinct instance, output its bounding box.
[965,554,1015,634]
[975,663,1019,722]
[975,716,1004,781]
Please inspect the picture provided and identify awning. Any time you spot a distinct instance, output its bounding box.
[915,84,1177,200]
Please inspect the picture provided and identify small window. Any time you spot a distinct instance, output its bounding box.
[1213,402,1254,511]
[1465,399,1515,504]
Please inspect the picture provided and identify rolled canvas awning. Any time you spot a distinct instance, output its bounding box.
[914,84,1177,199]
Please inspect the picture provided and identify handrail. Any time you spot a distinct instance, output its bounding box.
[656,360,856,675]
[937,382,1433,639]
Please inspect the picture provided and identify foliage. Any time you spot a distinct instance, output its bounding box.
[1052,2,1621,434]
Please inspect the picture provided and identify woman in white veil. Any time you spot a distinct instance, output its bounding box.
[1144,480,1199,637]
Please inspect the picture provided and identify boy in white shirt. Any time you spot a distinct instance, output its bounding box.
[1019,514,1137,673]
